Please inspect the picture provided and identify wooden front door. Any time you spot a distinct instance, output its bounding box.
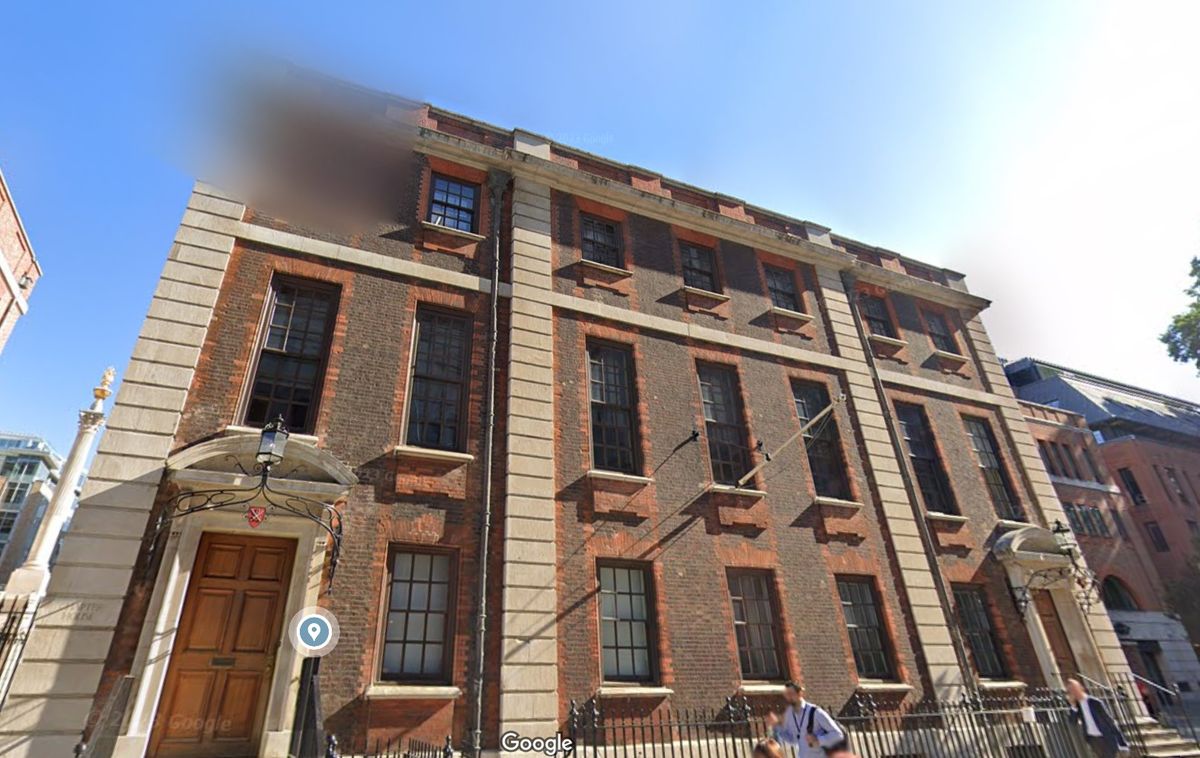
[150,533,296,757]
[1034,590,1079,686]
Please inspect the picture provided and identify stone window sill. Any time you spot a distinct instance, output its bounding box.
[996,518,1030,530]
[708,484,767,500]
[394,445,475,464]
[587,469,653,486]
[769,306,813,323]
[420,220,486,242]
[856,681,914,693]
[598,685,674,698]
[867,333,907,349]
[365,683,462,700]
[814,496,863,511]
[224,424,319,446]
[931,348,967,364]
[979,680,1028,691]
[578,258,633,278]
[681,285,730,303]
[738,683,788,695]
[925,511,969,524]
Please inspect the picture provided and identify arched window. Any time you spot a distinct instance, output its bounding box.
[1101,576,1140,611]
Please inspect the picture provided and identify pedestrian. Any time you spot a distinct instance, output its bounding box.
[1066,678,1130,757]
[764,681,848,757]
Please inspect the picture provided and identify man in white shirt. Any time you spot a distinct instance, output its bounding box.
[764,682,847,757]
[1067,678,1130,758]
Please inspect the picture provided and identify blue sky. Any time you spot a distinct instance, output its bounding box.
[2,1,1197,454]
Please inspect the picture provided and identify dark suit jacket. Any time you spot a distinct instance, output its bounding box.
[1071,696,1129,752]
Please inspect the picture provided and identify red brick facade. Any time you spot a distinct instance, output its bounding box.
[0,169,41,354]
[84,95,1116,754]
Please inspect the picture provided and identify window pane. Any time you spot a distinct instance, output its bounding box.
[697,364,750,485]
[793,381,851,500]
[963,417,1022,521]
[382,550,454,681]
[923,310,959,354]
[895,404,957,514]
[589,344,639,473]
[428,174,478,233]
[727,571,782,679]
[581,215,622,268]
[245,281,336,434]
[598,565,655,682]
[859,295,896,338]
[837,578,892,679]
[407,310,469,451]
[764,266,800,311]
[681,243,718,292]
[953,586,1006,679]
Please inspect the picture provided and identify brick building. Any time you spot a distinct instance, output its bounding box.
[0,166,41,354]
[1018,399,1200,694]
[0,77,1139,757]
[1008,359,1200,625]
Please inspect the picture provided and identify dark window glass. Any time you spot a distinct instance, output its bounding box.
[764,266,801,311]
[1037,440,1061,477]
[1146,521,1170,552]
[859,294,896,338]
[1118,468,1147,505]
[793,381,851,500]
[681,242,718,292]
[1081,446,1105,483]
[1101,577,1139,611]
[598,564,654,682]
[1111,506,1130,539]
[1089,505,1110,537]
[727,570,783,680]
[1153,465,1173,503]
[1190,520,1200,539]
[895,403,957,514]
[698,364,751,486]
[382,550,454,681]
[1062,503,1084,533]
[580,215,622,268]
[1166,468,1190,506]
[427,174,478,233]
[963,417,1021,520]
[406,310,470,451]
[837,577,893,680]
[1,482,29,505]
[923,310,959,354]
[0,512,16,539]
[245,280,336,433]
[1052,443,1082,480]
[953,586,1007,679]
[589,344,638,473]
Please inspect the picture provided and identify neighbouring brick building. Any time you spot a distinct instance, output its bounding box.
[0,166,41,354]
[1018,399,1200,695]
[0,75,1141,757]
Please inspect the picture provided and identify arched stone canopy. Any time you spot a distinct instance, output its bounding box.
[165,432,358,500]
[993,524,1070,563]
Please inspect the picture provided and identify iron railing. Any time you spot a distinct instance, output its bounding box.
[325,681,1200,758]
[0,594,33,710]
[566,692,1097,758]
[342,735,453,758]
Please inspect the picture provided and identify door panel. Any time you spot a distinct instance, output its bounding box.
[150,533,296,758]
[1034,590,1079,685]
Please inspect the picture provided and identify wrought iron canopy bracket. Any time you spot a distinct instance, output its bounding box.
[145,455,345,585]
[1009,563,1099,620]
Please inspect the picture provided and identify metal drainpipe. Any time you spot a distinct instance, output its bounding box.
[469,168,511,757]
[840,270,980,698]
